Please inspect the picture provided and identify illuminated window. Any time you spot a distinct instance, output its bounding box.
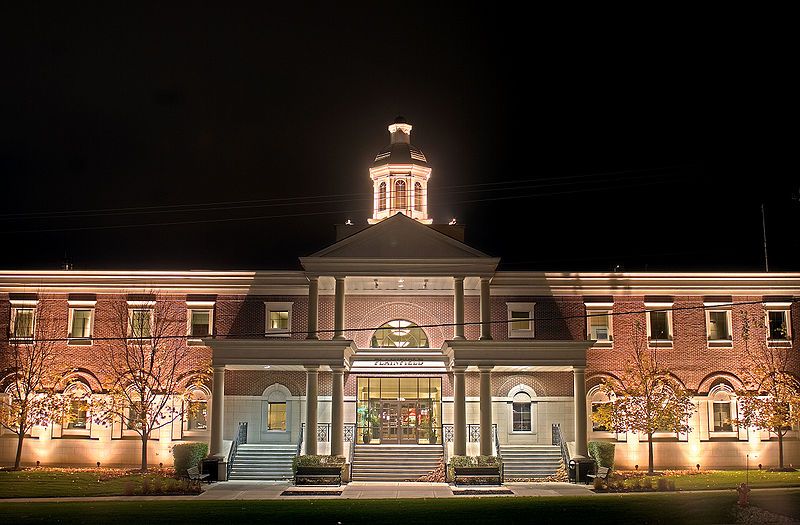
[586,307,612,344]
[706,310,731,341]
[507,303,535,338]
[371,320,429,348]
[68,308,93,344]
[265,302,292,336]
[395,179,407,209]
[126,401,144,430]
[709,386,736,433]
[512,392,532,432]
[589,388,613,432]
[767,310,790,341]
[378,182,387,211]
[186,389,208,431]
[129,309,152,338]
[646,307,672,341]
[11,307,35,339]
[414,181,422,211]
[267,402,286,431]
[64,383,91,432]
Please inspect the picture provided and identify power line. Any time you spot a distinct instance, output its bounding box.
[16,298,795,343]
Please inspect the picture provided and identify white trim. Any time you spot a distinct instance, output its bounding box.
[585,306,613,346]
[126,300,155,307]
[509,390,536,434]
[67,300,97,307]
[10,305,36,341]
[506,302,535,338]
[265,301,293,337]
[645,307,673,343]
[765,308,792,342]
[9,299,37,306]
[705,308,732,343]
[186,301,215,308]
[67,306,94,345]
[187,307,214,339]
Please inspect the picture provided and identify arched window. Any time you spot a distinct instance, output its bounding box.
[512,392,532,432]
[378,182,387,211]
[589,387,613,432]
[185,387,209,431]
[63,383,91,431]
[371,320,429,348]
[414,182,423,211]
[709,385,736,433]
[395,179,407,209]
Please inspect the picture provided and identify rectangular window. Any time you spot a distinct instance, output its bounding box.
[11,308,35,339]
[267,402,286,431]
[189,309,212,337]
[68,308,93,343]
[588,312,612,343]
[265,302,293,335]
[507,302,535,338]
[768,310,790,340]
[512,402,532,432]
[129,309,151,338]
[713,402,733,432]
[707,310,731,341]
[648,310,672,341]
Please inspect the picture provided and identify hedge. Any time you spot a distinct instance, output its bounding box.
[291,455,347,475]
[172,442,209,477]
[588,441,615,468]
[448,455,502,481]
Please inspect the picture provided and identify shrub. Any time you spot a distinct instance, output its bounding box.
[291,455,346,475]
[657,477,675,491]
[172,442,209,478]
[588,441,615,468]
[447,455,502,482]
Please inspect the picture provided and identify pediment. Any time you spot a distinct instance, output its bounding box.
[308,213,490,259]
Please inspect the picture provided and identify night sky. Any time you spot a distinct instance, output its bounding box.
[2,6,797,272]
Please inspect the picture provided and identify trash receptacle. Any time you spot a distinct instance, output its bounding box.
[200,458,220,482]
[568,456,596,483]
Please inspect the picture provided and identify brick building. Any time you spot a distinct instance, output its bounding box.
[1,118,798,479]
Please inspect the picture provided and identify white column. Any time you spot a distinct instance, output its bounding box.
[331,367,344,456]
[453,276,465,340]
[304,366,319,455]
[210,365,226,457]
[573,366,588,456]
[453,367,467,456]
[306,276,319,340]
[479,277,492,340]
[333,276,346,340]
[479,366,493,456]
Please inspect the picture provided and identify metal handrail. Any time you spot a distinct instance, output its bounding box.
[296,423,304,457]
[493,423,503,482]
[226,421,247,480]
[347,424,356,482]
[554,423,570,471]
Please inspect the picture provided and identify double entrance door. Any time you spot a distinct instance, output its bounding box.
[379,400,432,444]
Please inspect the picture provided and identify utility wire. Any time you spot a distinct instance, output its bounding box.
[15,298,796,343]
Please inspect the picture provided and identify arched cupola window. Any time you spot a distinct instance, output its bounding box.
[394,179,407,209]
[371,320,429,348]
[414,182,423,211]
[378,182,387,211]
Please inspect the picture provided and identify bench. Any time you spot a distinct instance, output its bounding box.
[294,466,342,486]
[453,466,503,486]
[586,466,612,486]
[186,465,211,484]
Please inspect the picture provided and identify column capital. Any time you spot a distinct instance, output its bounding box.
[330,366,345,374]
[213,365,226,372]
[572,365,587,373]
[306,274,320,282]
[452,365,467,373]
[304,365,320,372]
[478,365,494,372]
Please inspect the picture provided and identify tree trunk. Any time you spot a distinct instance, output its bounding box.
[14,431,25,470]
[778,431,784,470]
[141,434,148,472]
[647,433,654,475]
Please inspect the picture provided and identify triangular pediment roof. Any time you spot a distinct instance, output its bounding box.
[300,213,500,277]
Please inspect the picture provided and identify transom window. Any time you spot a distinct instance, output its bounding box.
[371,320,429,348]
[512,392,532,432]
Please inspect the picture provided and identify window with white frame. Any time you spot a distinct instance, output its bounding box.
[68,305,94,344]
[507,302,535,338]
[10,304,36,340]
[585,304,613,345]
[646,304,673,342]
[266,402,287,431]
[766,308,791,341]
[705,308,731,342]
[187,302,214,343]
[128,308,152,339]
[511,392,533,432]
[709,385,737,434]
[265,302,293,336]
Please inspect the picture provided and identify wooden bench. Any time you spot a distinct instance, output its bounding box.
[294,465,342,486]
[453,466,502,486]
[586,466,612,485]
[186,465,211,484]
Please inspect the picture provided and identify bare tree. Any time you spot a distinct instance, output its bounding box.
[593,320,695,474]
[0,300,69,469]
[92,294,193,472]
[736,308,800,470]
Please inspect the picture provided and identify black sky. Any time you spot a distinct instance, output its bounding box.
[1,6,796,272]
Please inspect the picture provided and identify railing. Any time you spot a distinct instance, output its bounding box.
[227,421,247,480]
[296,424,304,456]
[493,423,504,482]
[553,423,570,471]
[300,423,356,445]
[442,423,498,444]
[347,423,356,481]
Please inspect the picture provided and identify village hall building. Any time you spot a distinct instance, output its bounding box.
[1,118,798,481]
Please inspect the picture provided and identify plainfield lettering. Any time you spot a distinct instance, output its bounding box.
[373,358,424,366]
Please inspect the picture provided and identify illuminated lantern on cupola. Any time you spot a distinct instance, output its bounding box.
[368,116,432,224]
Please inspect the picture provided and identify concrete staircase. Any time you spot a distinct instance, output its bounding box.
[500,444,562,479]
[228,443,296,480]
[351,445,442,482]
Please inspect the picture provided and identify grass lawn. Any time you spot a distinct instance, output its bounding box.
[618,470,800,491]
[0,493,751,525]
[0,468,196,498]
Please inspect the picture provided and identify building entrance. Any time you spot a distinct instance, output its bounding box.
[357,377,442,445]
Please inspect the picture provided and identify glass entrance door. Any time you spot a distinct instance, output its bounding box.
[380,401,399,443]
[399,402,418,444]
[357,377,442,445]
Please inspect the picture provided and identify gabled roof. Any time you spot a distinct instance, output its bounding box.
[299,213,500,277]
